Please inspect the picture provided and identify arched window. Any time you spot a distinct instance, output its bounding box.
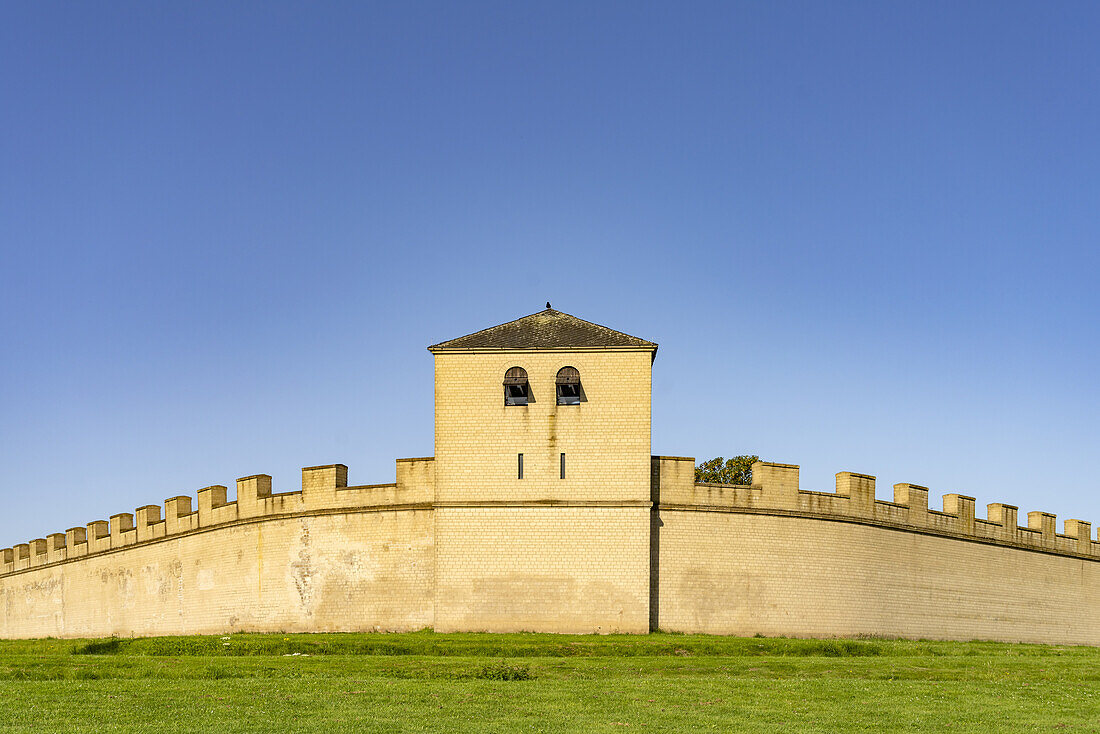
[556,366,581,405]
[503,367,529,406]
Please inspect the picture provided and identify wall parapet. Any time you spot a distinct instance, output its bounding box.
[0,457,436,577]
[652,456,1100,560]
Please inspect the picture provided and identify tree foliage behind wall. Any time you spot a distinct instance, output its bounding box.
[695,456,759,485]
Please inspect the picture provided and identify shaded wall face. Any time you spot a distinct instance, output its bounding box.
[657,510,1100,645]
[0,511,434,638]
[432,350,653,503]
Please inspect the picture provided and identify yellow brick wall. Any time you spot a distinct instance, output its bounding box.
[431,348,654,632]
[0,509,434,638]
[434,507,650,633]
[656,510,1100,644]
[433,350,653,503]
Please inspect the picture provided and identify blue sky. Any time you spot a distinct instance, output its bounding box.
[1,2,1098,544]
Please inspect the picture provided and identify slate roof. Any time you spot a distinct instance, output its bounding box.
[428,309,657,352]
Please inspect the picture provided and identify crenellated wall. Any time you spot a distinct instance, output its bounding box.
[0,459,436,638]
[652,457,1100,644]
[1,460,435,577]
[653,458,1100,558]
[6,454,1100,642]
[11,311,1098,642]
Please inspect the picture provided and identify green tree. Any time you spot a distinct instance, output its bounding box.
[694,455,759,485]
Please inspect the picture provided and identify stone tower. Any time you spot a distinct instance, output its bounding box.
[428,307,658,632]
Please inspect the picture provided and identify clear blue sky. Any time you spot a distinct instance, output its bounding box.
[1,2,1098,545]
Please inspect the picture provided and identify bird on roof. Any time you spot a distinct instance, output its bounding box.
[546,301,552,309]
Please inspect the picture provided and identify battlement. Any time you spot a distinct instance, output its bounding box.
[652,457,1100,560]
[0,458,435,577]
[11,453,1094,576]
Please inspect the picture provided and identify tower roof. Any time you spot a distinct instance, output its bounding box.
[428,308,657,353]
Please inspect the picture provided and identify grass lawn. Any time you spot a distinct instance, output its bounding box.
[0,632,1097,732]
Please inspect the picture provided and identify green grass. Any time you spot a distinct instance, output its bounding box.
[0,632,1098,732]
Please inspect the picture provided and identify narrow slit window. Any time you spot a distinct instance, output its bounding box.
[560,453,565,479]
[503,367,529,406]
[556,366,581,405]
[517,453,524,479]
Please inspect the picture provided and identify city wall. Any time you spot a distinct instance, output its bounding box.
[653,457,1100,644]
[0,460,436,638]
[4,456,1100,643]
